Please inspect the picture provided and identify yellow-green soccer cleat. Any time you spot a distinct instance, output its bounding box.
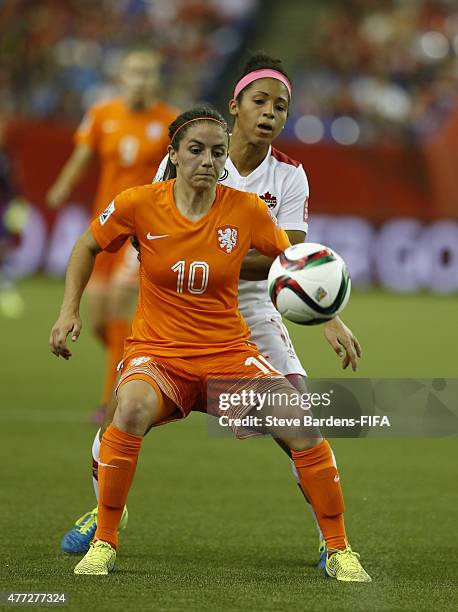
[74,540,116,575]
[325,548,372,582]
[61,506,128,554]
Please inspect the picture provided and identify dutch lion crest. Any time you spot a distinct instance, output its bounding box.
[217,226,238,254]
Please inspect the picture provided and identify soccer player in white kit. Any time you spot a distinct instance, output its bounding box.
[61,53,362,569]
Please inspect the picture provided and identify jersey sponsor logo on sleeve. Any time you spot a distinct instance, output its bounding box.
[99,200,115,226]
[260,191,278,209]
[217,226,238,254]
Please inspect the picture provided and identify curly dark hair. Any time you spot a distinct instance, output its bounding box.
[234,52,291,102]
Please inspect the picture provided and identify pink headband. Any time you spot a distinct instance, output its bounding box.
[233,69,292,100]
[170,117,226,143]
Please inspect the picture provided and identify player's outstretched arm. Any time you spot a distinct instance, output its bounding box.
[239,250,275,280]
[46,144,94,209]
[49,228,101,359]
[323,316,362,372]
[240,230,305,280]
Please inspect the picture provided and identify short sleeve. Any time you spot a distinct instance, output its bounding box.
[90,188,136,252]
[250,195,291,257]
[74,105,99,150]
[276,164,309,234]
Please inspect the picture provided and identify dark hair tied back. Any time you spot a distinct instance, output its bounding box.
[161,104,229,180]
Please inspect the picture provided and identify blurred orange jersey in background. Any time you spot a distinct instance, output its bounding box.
[75,98,177,216]
[90,180,291,357]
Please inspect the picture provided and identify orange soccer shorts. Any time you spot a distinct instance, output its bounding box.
[116,344,293,438]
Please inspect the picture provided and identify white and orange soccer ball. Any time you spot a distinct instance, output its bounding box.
[268,243,351,325]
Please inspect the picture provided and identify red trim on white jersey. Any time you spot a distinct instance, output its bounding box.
[271,147,301,168]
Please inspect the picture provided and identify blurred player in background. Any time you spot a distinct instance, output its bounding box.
[0,146,26,319]
[60,53,362,571]
[50,105,371,582]
[46,48,177,421]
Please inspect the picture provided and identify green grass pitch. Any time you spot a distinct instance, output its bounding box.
[1,277,457,611]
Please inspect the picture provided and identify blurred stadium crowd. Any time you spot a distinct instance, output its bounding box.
[2,0,458,146]
[0,0,259,117]
[1,1,457,309]
[289,0,458,144]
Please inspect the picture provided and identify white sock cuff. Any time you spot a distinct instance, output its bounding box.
[331,448,337,468]
[92,429,101,463]
[290,458,300,483]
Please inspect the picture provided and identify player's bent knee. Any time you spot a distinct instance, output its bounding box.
[114,378,167,434]
[114,388,157,435]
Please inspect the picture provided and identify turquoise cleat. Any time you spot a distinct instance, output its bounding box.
[61,506,128,554]
[317,538,327,569]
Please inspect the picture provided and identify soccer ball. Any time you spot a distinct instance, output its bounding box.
[268,243,351,325]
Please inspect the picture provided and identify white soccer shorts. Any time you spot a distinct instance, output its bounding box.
[245,312,307,377]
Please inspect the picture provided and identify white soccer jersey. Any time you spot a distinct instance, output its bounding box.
[222,146,309,317]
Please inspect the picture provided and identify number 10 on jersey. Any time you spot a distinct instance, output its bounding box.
[171,260,209,294]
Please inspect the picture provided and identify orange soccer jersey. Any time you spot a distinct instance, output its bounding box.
[75,97,177,216]
[76,97,177,281]
[90,180,291,357]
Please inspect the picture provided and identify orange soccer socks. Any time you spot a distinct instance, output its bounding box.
[101,319,130,405]
[291,439,347,551]
[95,424,143,548]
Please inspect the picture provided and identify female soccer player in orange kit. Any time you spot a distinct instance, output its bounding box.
[47,48,177,417]
[60,52,362,568]
[50,106,371,582]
